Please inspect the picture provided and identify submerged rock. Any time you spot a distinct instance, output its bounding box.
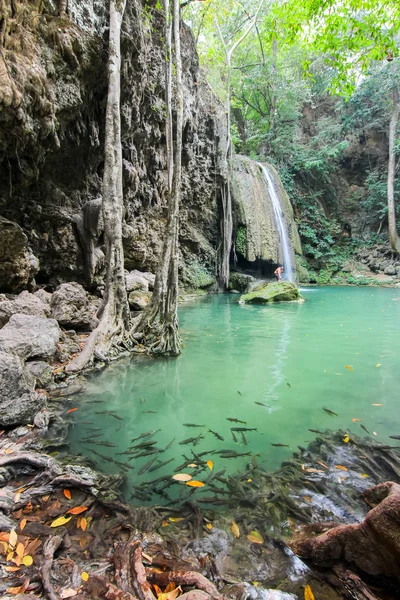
[0,290,49,328]
[239,281,302,304]
[0,313,60,359]
[50,282,99,331]
[0,350,44,427]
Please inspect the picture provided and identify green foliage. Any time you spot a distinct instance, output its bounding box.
[181,258,216,290]
[235,225,247,256]
[316,269,333,285]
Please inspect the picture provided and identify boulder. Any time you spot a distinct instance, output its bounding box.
[25,361,54,387]
[34,288,52,308]
[229,272,255,292]
[0,350,44,427]
[128,290,152,311]
[50,282,99,330]
[0,290,49,328]
[239,281,302,304]
[384,264,396,276]
[0,313,60,360]
[0,216,39,292]
[125,271,149,292]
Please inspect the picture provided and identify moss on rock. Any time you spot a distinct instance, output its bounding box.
[239,281,303,303]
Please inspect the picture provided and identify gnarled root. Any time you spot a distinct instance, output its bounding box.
[291,481,400,579]
[41,535,64,600]
[146,570,221,600]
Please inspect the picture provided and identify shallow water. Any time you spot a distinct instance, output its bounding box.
[68,286,400,504]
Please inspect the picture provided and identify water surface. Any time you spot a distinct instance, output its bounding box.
[68,287,400,504]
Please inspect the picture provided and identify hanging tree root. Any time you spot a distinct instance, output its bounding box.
[291,481,400,581]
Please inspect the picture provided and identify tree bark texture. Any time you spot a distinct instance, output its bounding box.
[66,0,128,372]
[388,84,400,253]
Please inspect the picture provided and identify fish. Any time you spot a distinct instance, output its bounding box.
[220,452,252,458]
[130,429,160,443]
[148,458,175,472]
[287,383,291,388]
[218,449,243,454]
[322,407,338,417]
[128,448,160,460]
[308,429,324,434]
[131,440,158,449]
[183,423,206,428]
[389,435,400,440]
[93,441,116,448]
[271,443,289,447]
[208,429,224,441]
[95,411,124,421]
[230,427,257,432]
[142,410,157,414]
[88,449,135,470]
[241,432,248,445]
[138,455,160,475]
[164,438,175,451]
[254,402,271,408]
[237,390,242,396]
[231,430,238,443]
[227,418,247,424]
[140,397,147,404]
[179,434,204,446]
[360,424,370,434]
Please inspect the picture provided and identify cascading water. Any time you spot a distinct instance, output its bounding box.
[258,163,294,282]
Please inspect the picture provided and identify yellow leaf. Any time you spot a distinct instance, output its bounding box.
[16,543,24,559]
[14,492,21,503]
[247,530,264,544]
[22,555,33,566]
[153,584,163,597]
[206,523,213,530]
[335,465,348,471]
[169,517,185,523]
[161,520,169,527]
[304,584,315,600]
[188,463,197,468]
[20,518,27,532]
[247,478,253,482]
[81,571,89,581]
[50,515,72,528]
[63,489,72,500]
[360,473,369,478]
[206,460,213,471]
[345,365,354,372]
[343,435,350,443]
[376,363,381,368]
[185,480,205,487]
[372,403,382,406]
[231,521,240,538]
[172,474,192,482]
[9,529,17,548]
[7,550,14,562]
[80,517,87,532]
[157,586,182,600]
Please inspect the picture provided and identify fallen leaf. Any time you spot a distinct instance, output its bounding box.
[206,523,213,530]
[50,515,72,528]
[142,552,153,563]
[0,532,9,542]
[187,463,197,468]
[335,465,348,471]
[66,408,78,413]
[16,542,25,558]
[63,489,72,500]
[231,521,240,538]
[360,473,369,478]
[247,478,253,482]
[206,460,213,471]
[6,586,23,595]
[343,435,350,443]
[376,364,381,368]
[20,518,27,532]
[24,537,42,555]
[169,517,185,523]
[22,555,33,566]
[158,585,182,600]
[304,584,315,600]
[345,365,354,372]
[185,480,205,487]
[9,530,17,548]
[247,530,264,544]
[317,460,329,470]
[61,589,78,599]
[80,517,88,532]
[66,506,88,515]
[14,492,21,503]
[372,404,382,406]
[172,474,192,482]
[164,583,176,593]
[7,550,14,562]
[13,554,22,567]
[42,495,50,502]
[81,571,89,581]
[4,566,20,572]
[161,520,169,527]
[153,584,163,597]
[303,496,312,502]
[352,418,362,422]
[304,468,323,473]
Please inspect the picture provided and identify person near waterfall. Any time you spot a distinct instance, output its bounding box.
[274,266,284,281]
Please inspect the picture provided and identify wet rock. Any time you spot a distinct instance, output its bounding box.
[0,350,45,427]
[0,217,39,293]
[50,282,99,331]
[34,408,50,429]
[0,290,49,328]
[0,513,17,532]
[56,330,82,363]
[239,282,302,304]
[384,264,396,276]
[229,272,255,292]
[243,585,297,600]
[0,313,60,360]
[25,361,54,387]
[126,270,150,292]
[128,290,152,310]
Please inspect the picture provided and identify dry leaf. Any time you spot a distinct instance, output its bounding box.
[22,555,33,566]
[335,465,348,471]
[14,492,21,503]
[0,532,9,542]
[61,589,78,599]
[13,554,22,567]
[80,517,87,532]
[172,474,192,482]
[161,520,169,527]
[247,530,264,544]
[66,408,78,413]
[142,552,153,563]
[206,460,213,471]
[185,480,205,487]
[206,523,213,530]
[66,506,88,515]
[6,586,23,595]
[187,463,197,468]
[343,435,350,443]
[4,566,20,572]
[24,537,41,555]
[375,364,381,368]
[63,489,72,500]
[50,515,72,528]
[352,418,362,422]
[16,542,25,558]
[303,496,312,502]
[372,403,382,406]
[164,583,176,593]
[158,585,182,600]
[81,571,89,581]
[20,518,27,532]
[304,468,323,473]
[345,365,354,372]
[304,584,315,600]
[231,521,240,538]
[360,473,369,478]
[153,584,163,597]
[169,517,185,523]
[9,530,17,548]
[7,550,14,562]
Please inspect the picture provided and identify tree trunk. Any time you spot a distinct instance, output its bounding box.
[66,0,128,372]
[130,0,182,356]
[388,84,400,253]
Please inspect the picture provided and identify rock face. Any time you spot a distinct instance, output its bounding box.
[231,157,302,272]
[0,291,49,328]
[0,217,39,292]
[0,313,60,359]
[50,283,98,330]
[0,351,44,427]
[239,281,302,304]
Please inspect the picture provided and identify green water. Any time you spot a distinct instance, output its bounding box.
[68,286,400,504]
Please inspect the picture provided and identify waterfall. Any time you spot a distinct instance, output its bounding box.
[258,163,294,282]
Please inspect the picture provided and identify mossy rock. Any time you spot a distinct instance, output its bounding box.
[239,281,303,304]
[229,271,255,292]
